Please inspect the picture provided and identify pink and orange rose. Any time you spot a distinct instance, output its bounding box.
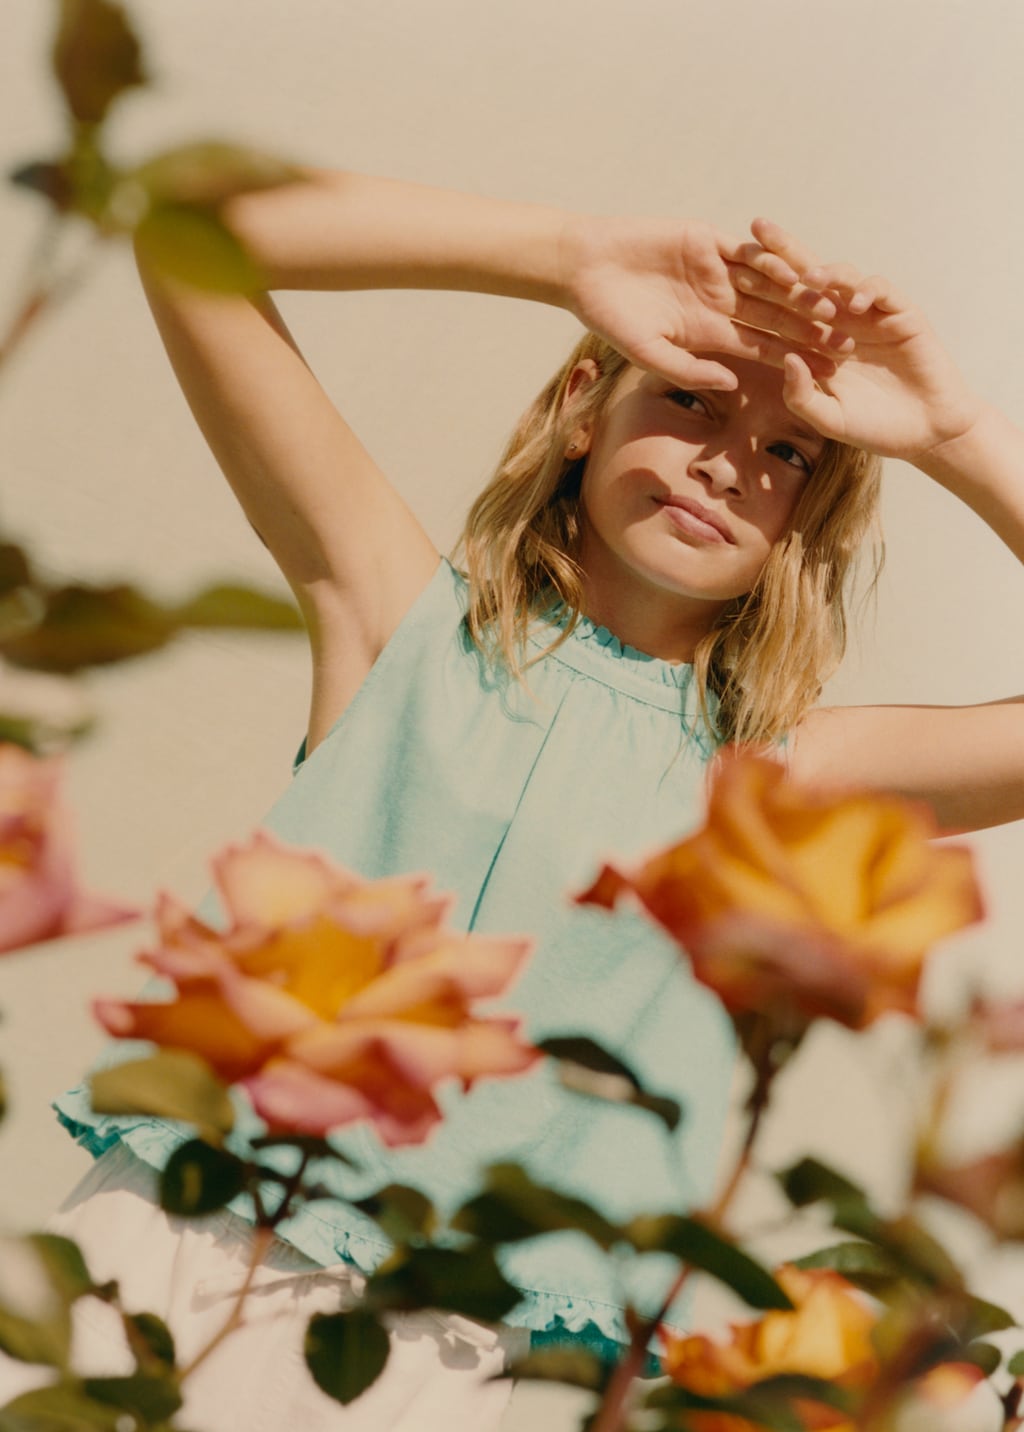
[94,831,538,1144]
[579,752,982,1031]
[0,742,138,955]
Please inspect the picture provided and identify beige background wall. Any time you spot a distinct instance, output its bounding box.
[2,0,1024,1417]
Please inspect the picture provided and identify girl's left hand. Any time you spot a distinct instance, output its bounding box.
[730,219,984,462]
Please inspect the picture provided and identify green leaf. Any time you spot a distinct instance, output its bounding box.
[643,1381,807,1432]
[51,0,148,126]
[27,1237,94,1304]
[8,161,76,213]
[626,1215,792,1311]
[159,1140,247,1218]
[354,1185,437,1244]
[504,1348,608,1390]
[134,204,267,294]
[453,1163,621,1250]
[791,1240,905,1296]
[90,1050,235,1138]
[956,1294,1017,1340]
[304,1308,390,1406]
[82,1372,182,1421]
[538,1036,682,1133]
[0,584,172,673]
[0,1382,129,1430]
[121,1311,176,1372]
[127,142,304,209]
[1008,1349,1024,1377]
[776,1157,869,1212]
[172,584,303,631]
[368,1245,520,1323]
[0,1309,68,1371]
[963,1341,1002,1376]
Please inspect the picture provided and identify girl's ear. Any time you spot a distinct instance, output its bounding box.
[561,359,601,457]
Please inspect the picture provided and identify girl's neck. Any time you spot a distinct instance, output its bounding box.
[579,570,724,664]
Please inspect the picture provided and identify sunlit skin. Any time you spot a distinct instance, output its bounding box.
[566,353,826,662]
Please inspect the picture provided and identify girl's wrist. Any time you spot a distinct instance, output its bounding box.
[911,396,991,486]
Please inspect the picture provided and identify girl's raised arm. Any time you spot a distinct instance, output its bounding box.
[136,171,848,753]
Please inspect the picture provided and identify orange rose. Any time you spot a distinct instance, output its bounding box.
[662,1265,878,1432]
[94,831,538,1144]
[0,742,138,955]
[579,752,982,1030]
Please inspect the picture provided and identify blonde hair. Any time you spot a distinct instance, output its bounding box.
[456,332,883,746]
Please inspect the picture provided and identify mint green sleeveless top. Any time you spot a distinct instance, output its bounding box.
[55,558,736,1353]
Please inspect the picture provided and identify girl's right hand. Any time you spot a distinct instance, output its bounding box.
[561,213,853,391]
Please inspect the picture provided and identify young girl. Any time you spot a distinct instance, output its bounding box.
[19,171,1024,1429]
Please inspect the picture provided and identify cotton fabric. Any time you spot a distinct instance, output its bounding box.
[54,557,737,1351]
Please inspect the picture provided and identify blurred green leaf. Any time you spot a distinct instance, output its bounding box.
[354,1185,437,1244]
[27,1237,94,1304]
[128,142,303,209]
[51,0,147,127]
[538,1035,682,1133]
[956,1294,1017,1340]
[9,160,76,212]
[90,1050,235,1138]
[304,1308,390,1406]
[172,584,303,631]
[505,1348,608,1390]
[82,1372,182,1421]
[626,1215,791,1311]
[0,547,33,598]
[0,583,172,672]
[963,1341,1002,1376]
[368,1245,520,1323]
[0,1310,68,1372]
[453,1163,620,1250]
[0,577,302,675]
[1008,1348,1024,1377]
[0,1381,129,1429]
[159,1140,247,1218]
[134,203,267,294]
[121,1311,176,1373]
[776,1157,868,1212]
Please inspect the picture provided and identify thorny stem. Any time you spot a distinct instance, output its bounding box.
[176,1148,312,1385]
[590,1030,779,1432]
[177,1223,275,1382]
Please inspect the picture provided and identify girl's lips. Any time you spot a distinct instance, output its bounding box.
[658,497,734,544]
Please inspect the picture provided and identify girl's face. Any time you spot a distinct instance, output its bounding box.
[572,355,825,644]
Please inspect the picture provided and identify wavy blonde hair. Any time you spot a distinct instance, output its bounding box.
[455,332,883,746]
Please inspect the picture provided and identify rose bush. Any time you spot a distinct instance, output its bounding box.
[579,751,982,1031]
[94,830,538,1144]
[0,741,137,955]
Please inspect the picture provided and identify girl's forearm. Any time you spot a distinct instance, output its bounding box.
[219,167,575,304]
[913,401,1024,566]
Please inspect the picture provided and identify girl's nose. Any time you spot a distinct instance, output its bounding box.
[689,450,744,496]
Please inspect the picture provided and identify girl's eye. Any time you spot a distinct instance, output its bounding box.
[666,389,709,416]
[769,442,813,475]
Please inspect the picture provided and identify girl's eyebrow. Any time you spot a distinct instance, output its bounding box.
[781,421,825,449]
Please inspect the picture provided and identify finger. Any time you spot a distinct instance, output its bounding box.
[846,274,911,315]
[749,217,821,279]
[730,263,840,323]
[724,239,801,288]
[731,289,854,353]
[635,336,739,390]
[800,262,864,297]
[781,353,843,439]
